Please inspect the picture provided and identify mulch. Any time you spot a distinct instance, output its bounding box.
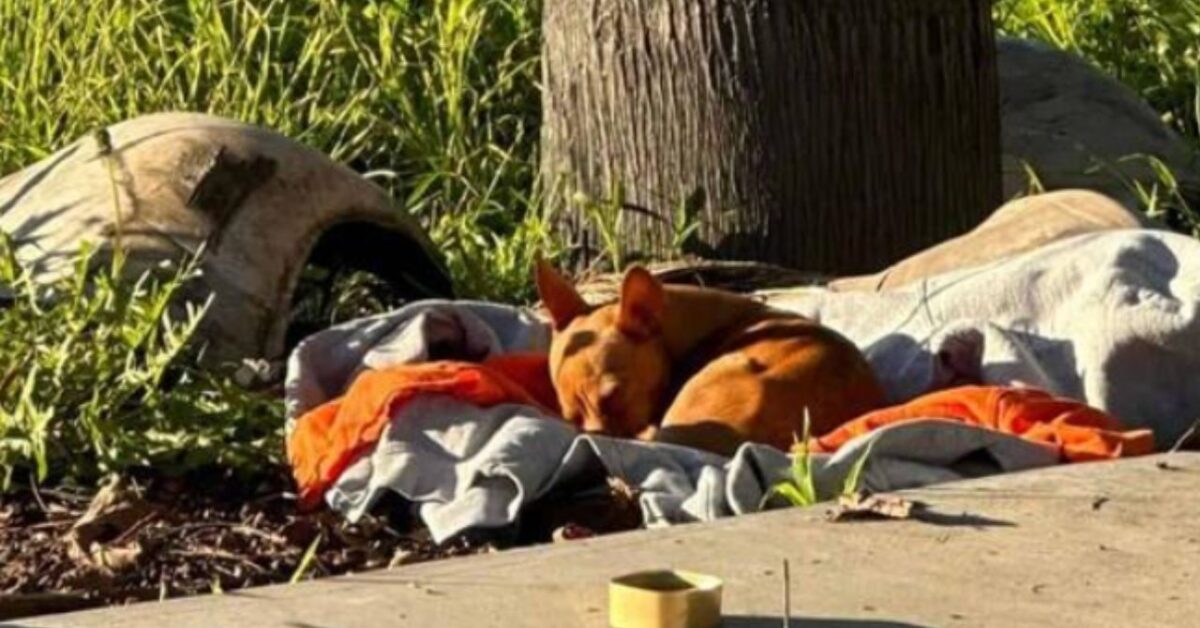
[0,468,642,622]
[0,469,486,622]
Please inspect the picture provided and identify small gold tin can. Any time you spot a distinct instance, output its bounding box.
[608,570,723,628]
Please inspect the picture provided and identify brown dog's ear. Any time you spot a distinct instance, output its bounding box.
[617,266,665,339]
[535,258,588,331]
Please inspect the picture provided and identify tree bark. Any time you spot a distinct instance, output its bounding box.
[541,0,1002,274]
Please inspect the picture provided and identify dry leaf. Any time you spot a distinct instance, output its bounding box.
[65,477,156,568]
[827,492,918,522]
[607,476,639,502]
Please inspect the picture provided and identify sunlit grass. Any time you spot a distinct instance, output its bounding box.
[0,0,547,302]
[996,0,1200,233]
[2,0,1198,295]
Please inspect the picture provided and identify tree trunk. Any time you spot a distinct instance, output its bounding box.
[541,0,1002,274]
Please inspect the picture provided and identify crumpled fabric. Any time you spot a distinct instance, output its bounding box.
[769,229,1200,449]
[285,300,550,431]
[325,394,1062,542]
[811,385,1154,461]
[288,353,557,508]
[286,229,1199,540]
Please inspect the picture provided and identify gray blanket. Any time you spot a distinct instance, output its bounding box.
[286,230,1198,542]
[769,228,1200,449]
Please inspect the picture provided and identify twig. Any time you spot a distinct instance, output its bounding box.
[1158,417,1200,471]
[782,558,791,628]
[18,519,77,532]
[211,562,248,583]
[111,510,161,546]
[171,522,287,546]
[34,487,92,504]
[93,128,125,257]
[28,473,49,514]
[1168,418,1199,455]
[167,548,268,574]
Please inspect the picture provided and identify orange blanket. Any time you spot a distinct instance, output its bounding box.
[287,353,557,509]
[810,386,1154,461]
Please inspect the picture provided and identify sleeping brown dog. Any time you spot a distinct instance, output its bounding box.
[535,261,885,456]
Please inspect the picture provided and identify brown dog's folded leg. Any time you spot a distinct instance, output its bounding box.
[654,422,749,459]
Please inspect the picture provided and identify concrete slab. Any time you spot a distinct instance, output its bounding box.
[19,454,1200,628]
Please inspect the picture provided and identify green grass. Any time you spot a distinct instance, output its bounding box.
[3,0,1199,300]
[1,0,1199,489]
[996,0,1200,232]
[0,0,550,303]
[996,0,1200,142]
[0,234,283,489]
[4,1,1197,301]
[761,410,874,509]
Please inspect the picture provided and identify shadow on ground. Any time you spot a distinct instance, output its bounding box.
[723,617,928,627]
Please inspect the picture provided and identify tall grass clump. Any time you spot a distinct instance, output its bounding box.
[996,0,1200,143]
[0,235,283,490]
[6,0,1198,302]
[0,0,551,304]
[0,0,553,491]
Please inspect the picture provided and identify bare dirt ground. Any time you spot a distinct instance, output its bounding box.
[0,469,486,621]
[0,468,642,622]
